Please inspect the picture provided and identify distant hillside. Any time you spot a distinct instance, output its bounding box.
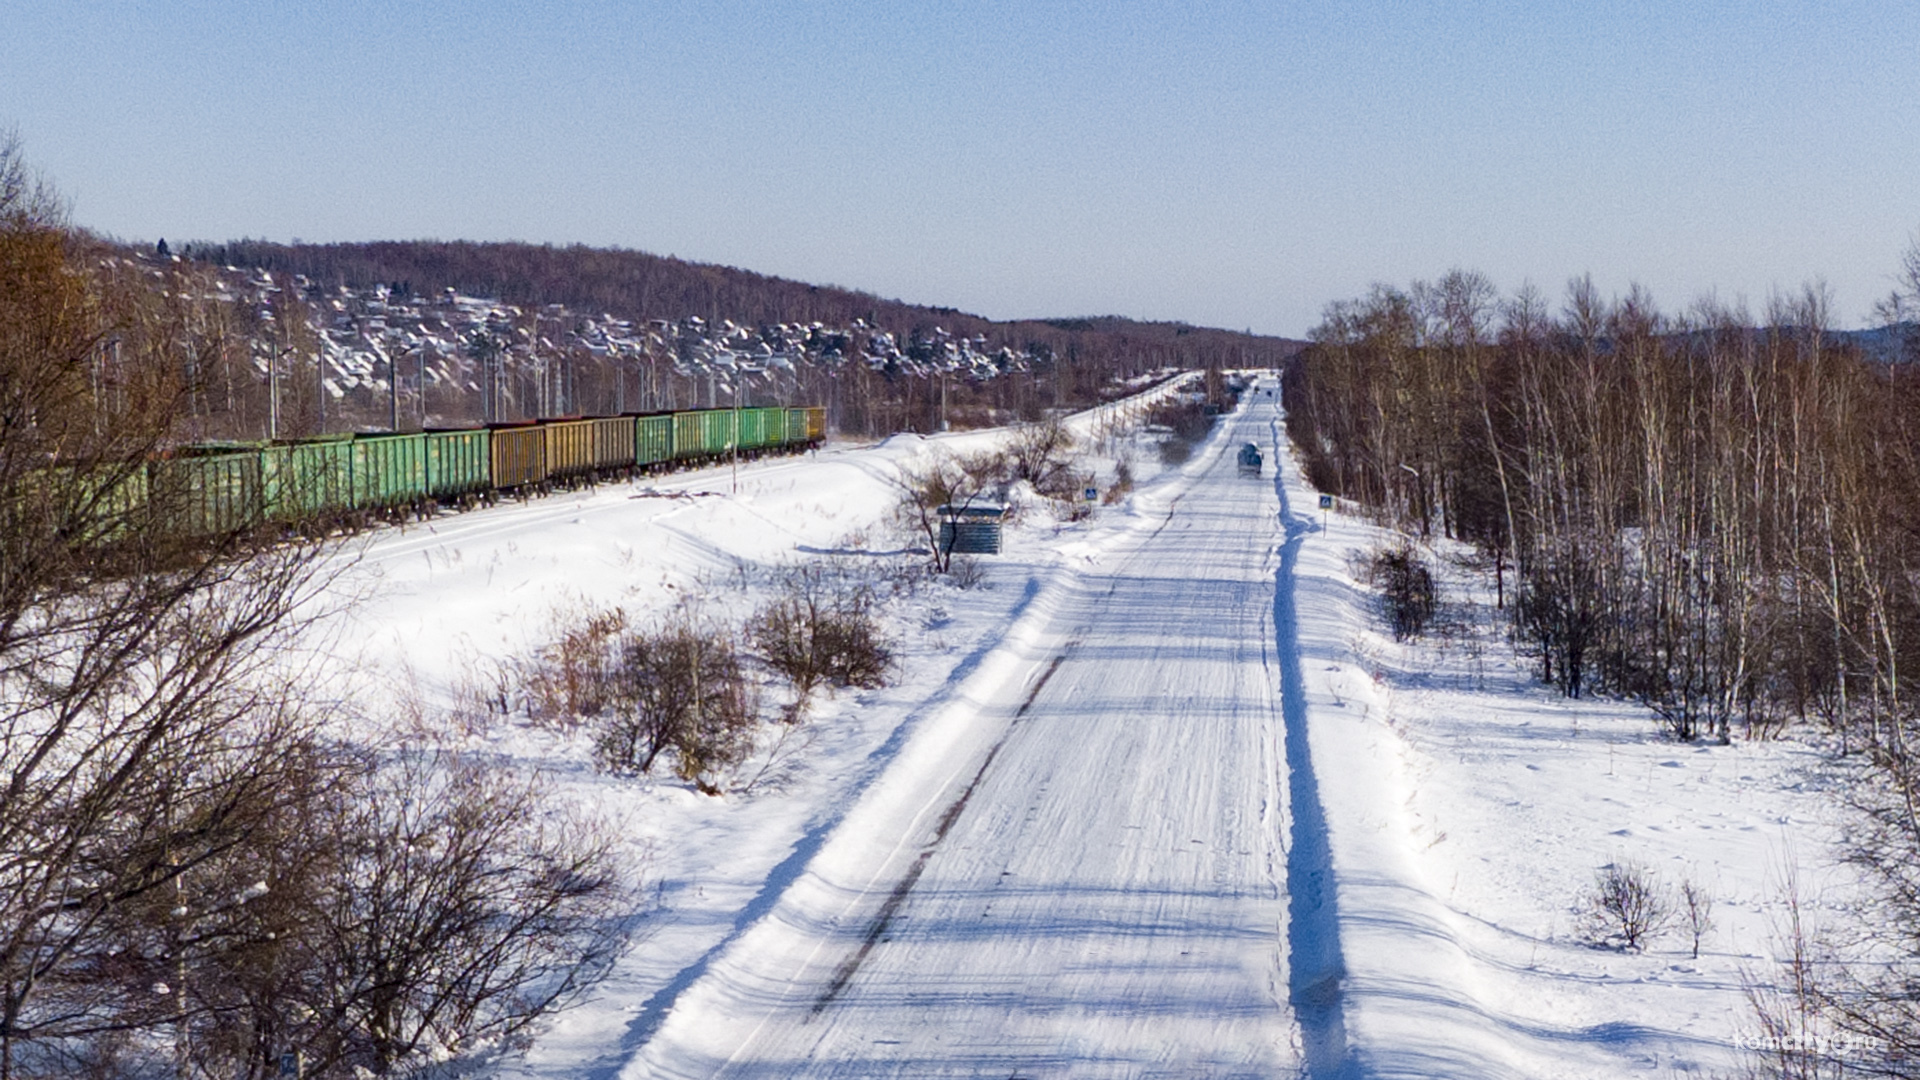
[122,239,1302,442]
[1836,322,1919,364]
[189,239,1302,369]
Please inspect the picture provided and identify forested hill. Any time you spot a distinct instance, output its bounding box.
[188,239,1301,368]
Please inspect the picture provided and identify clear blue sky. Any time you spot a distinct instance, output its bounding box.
[3,0,1916,336]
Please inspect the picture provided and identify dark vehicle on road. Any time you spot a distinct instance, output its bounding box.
[1237,442,1263,477]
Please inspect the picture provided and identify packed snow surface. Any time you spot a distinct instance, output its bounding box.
[319,379,1844,1078]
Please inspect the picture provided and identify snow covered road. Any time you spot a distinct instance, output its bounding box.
[633,393,1301,1077]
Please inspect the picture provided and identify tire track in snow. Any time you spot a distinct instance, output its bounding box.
[809,650,1072,1016]
[1270,407,1357,1079]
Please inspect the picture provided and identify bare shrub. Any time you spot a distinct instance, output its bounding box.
[1802,776,1920,1075]
[1367,541,1438,641]
[36,743,632,1080]
[1145,397,1217,443]
[1681,875,1715,960]
[748,566,893,722]
[1035,466,1095,508]
[447,650,512,736]
[1580,860,1672,951]
[519,604,627,729]
[1103,458,1134,504]
[303,754,631,1077]
[1005,418,1077,493]
[1742,882,1849,1080]
[595,614,757,786]
[945,554,986,589]
[17,723,356,1080]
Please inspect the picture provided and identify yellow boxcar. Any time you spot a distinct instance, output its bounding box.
[544,419,596,482]
[590,416,635,472]
[490,423,547,490]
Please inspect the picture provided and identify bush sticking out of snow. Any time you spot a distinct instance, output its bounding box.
[520,603,628,731]
[315,753,633,1074]
[1104,457,1135,504]
[1367,541,1439,641]
[944,554,987,590]
[1005,417,1078,496]
[1144,397,1219,466]
[593,612,757,791]
[1681,875,1715,960]
[748,566,894,723]
[1580,860,1673,951]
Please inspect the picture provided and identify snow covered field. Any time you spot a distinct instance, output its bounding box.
[313,380,1846,1077]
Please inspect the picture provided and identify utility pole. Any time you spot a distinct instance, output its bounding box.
[267,341,280,441]
[531,313,544,418]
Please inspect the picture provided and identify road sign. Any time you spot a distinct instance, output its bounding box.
[1318,494,1334,510]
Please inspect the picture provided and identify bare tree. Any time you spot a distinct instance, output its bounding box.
[300,755,630,1077]
[0,137,348,1077]
[893,451,1003,574]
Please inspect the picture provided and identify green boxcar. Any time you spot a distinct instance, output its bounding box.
[262,435,355,523]
[762,406,790,448]
[753,406,791,450]
[589,416,634,472]
[490,423,547,490]
[635,414,674,467]
[736,407,768,451]
[544,419,596,481]
[152,447,262,536]
[424,428,492,501]
[786,408,812,448]
[672,409,735,460]
[351,432,429,511]
[671,411,701,460]
[34,459,153,545]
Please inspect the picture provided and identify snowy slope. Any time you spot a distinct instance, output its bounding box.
[309,380,1200,1076]
[313,378,1842,1078]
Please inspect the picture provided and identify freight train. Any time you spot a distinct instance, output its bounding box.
[139,405,826,536]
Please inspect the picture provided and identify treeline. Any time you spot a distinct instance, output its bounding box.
[1286,269,1920,749]
[1284,261,1920,1075]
